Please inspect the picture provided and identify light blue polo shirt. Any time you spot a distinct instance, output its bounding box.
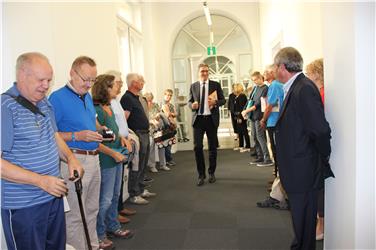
[1,84,60,209]
[267,80,284,127]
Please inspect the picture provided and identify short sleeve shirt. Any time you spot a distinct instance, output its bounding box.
[120,91,149,131]
[1,84,60,209]
[266,80,284,127]
[49,85,98,150]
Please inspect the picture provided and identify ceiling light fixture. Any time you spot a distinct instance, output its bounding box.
[203,2,212,26]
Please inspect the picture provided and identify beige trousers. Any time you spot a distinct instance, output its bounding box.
[61,154,101,250]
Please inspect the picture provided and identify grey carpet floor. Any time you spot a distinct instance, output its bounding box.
[112,149,323,250]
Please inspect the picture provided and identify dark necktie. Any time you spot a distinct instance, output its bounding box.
[200,82,206,114]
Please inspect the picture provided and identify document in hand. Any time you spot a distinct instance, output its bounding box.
[208,90,217,101]
[208,90,217,109]
[261,97,279,112]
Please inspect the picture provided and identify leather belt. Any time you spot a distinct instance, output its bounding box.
[71,149,99,156]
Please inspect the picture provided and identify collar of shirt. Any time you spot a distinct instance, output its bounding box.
[9,82,50,109]
[200,80,208,85]
[283,72,302,99]
[66,81,80,95]
[271,79,282,85]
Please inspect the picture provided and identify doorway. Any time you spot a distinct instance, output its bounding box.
[172,14,253,150]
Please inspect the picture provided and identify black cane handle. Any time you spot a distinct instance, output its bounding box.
[73,170,82,193]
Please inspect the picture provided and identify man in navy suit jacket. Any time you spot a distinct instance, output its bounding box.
[188,63,225,186]
[274,47,331,250]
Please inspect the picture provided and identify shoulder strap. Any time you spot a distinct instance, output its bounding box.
[2,93,45,117]
[250,86,257,99]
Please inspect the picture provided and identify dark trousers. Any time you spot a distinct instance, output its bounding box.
[165,145,172,162]
[230,113,238,134]
[250,120,271,161]
[317,187,325,217]
[118,163,126,211]
[128,131,150,197]
[288,190,318,250]
[237,120,250,148]
[267,127,278,175]
[193,115,218,178]
[2,198,65,250]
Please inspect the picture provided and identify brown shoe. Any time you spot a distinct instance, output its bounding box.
[107,229,134,239]
[99,237,113,249]
[119,208,137,216]
[118,215,130,224]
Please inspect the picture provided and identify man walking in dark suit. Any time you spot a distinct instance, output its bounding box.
[188,63,226,186]
[274,47,331,250]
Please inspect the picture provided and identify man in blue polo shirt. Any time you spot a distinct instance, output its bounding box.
[49,56,110,249]
[1,52,83,250]
[260,64,284,174]
[257,64,287,209]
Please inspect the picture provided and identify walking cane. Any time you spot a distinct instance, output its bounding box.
[74,170,92,250]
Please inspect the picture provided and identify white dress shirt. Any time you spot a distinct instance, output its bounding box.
[283,72,302,99]
[199,80,211,115]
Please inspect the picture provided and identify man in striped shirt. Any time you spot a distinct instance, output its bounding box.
[1,52,84,250]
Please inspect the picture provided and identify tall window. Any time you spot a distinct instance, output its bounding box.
[117,3,144,79]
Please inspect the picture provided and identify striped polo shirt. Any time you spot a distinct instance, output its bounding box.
[1,84,60,209]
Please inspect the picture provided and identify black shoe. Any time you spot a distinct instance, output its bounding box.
[208,174,216,183]
[143,176,154,183]
[272,201,290,210]
[256,196,279,208]
[257,160,274,167]
[166,161,176,166]
[197,178,205,186]
[140,183,151,188]
[249,158,263,165]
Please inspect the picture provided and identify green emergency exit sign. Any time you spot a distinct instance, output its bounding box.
[207,46,217,55]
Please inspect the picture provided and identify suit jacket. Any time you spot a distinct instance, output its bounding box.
[188,80,226,127]
[275,73,331,193]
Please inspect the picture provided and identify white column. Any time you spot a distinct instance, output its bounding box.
[322,2,375,249]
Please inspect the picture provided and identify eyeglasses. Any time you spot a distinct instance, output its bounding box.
[74,69,96,84]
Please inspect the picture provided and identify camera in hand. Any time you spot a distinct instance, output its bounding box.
[101,129,115,141]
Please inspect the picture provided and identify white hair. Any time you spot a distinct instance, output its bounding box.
[126,73,139,87]
[106,70,122,79]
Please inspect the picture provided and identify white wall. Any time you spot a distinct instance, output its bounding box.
[322,2,375,249]
[259,2,322,66]
[140,2,261,101]
[2,3,120,92]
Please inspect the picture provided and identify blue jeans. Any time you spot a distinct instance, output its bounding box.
[97,164,122,239]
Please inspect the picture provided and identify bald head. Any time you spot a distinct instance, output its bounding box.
[16,52,53,104]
